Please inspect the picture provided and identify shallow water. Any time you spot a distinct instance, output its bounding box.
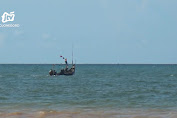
[0,64,177,117]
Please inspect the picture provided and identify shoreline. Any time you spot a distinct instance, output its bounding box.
[0,108,177,118]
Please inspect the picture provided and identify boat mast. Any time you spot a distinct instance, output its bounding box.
[72,44,73,65]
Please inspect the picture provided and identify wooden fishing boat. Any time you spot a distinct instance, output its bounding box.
[49,46,75,76]
[49,64,75,76]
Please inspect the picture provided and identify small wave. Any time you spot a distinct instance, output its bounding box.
[0,109,177,118]
[36,109,177,118]
[0,112,23,117]
[30,74,47,79]
[37,110,80,117]
[31,75,40,77]
[0,96,8,100]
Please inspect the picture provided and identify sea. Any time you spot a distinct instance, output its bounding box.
[0,64,177,118]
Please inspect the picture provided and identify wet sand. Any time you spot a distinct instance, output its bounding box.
[1,109,177,118]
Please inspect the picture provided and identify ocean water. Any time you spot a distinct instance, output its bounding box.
[0,64,177,118]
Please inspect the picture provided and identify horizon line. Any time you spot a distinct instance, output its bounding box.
[0,63,177,65]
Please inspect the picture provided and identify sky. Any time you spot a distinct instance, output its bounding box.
[0,0,177,64]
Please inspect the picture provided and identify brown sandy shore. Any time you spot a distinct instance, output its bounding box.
[1,109,177,118]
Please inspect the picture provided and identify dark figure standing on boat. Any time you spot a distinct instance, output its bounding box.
[65,58,68,65]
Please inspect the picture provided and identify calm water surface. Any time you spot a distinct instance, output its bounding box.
[0,64,177,118]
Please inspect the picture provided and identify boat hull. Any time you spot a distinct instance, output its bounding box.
[49,64,75,76]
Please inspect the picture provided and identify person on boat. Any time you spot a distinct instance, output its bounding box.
[65,58,68,65]
[65,66,68,71]
[72,64,75,69]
